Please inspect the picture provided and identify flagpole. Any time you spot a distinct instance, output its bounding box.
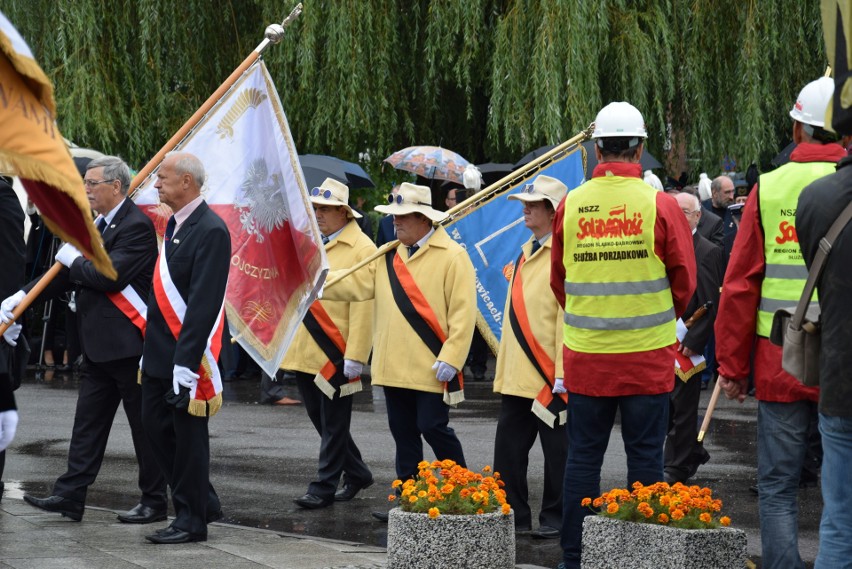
[0,262,63,336]
[324,124,594,289]
[128,3,303,196]
[0,6,305,339]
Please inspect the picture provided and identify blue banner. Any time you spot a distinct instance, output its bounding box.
[445,149,586,348]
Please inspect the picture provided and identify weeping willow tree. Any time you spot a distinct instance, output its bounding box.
[4,0,826,182]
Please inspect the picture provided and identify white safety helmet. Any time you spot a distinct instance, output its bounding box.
[592,102,647,147]
[789,77,834,127]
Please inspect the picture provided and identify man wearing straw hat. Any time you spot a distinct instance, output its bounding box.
[493,175,568,540]
[323,182,476,521]
[282,178,375,510]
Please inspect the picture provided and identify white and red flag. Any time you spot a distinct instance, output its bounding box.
[133,60,327,377]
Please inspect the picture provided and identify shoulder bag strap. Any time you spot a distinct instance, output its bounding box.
[791,199,852,328]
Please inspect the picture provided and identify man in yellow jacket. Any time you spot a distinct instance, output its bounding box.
[493,175,568,540]
[323,182,477,521]
[282,178,375,510]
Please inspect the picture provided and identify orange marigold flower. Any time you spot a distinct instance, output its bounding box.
[428,507,440,519]
[581,498,592,507]
[658,513,669,524]
[607,503,619,514]
[483,465,492,473]
[476,508,484,515]
[388,494,396,502]
[408,496,417,503]
[592,497,604,508]
[720,516,731,526]
[441,484,454,494]
[671,508,684,521]
[391,479,403,488]
[501,503,511,515]
[418,490,427,498]
[700,513,712,523]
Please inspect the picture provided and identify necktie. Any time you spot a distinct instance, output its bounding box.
[408,244,419,258]
[322,235,330,245]
[530,239,541,256]
[164,216,176,251]
[96,217,107,234]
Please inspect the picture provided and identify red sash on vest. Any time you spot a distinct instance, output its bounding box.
[303,302,362,399]
[386,250,464,406]
[151,251,226,418]
[508,252,567,427]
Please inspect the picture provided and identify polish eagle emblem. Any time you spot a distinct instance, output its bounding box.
[237,158,289,243]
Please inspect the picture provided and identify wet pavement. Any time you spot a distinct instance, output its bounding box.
[2,365,822,568]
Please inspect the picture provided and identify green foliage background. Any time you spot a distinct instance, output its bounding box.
[5,0,826,200]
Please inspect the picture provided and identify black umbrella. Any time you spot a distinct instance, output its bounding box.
[440,162,515,190]
[514,142,663,179]
[771,142,796,167]
[298,154,374,189]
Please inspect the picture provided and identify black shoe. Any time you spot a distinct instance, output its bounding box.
[663,471,682,485]
[117,503,167,524]
[0,480,4,502]
[531,525,560,539]
[294,493,333,509]
[145,526,206,544]
[335,479,374,502]
[23,494,84,521]
[371,510,389,522]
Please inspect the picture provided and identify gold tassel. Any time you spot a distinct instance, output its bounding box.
[137,368,142,385]
[313,373,337,400]
[531,400,557,428]
[339,379,363,398]
[675,361,707,383]
[188,392,223,418]
[443,389,465,407]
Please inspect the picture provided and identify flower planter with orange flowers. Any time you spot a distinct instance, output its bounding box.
[580,482,747,569]
[385,460,515,569]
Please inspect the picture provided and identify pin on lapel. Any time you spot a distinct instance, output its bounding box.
[173,239,180,244]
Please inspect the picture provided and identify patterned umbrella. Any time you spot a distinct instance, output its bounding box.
[384,146,470,183]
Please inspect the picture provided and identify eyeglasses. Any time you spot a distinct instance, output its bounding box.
[520,183,538,194]
[387,193,430,206]
[311,188,333,199]
[83,178,117,188]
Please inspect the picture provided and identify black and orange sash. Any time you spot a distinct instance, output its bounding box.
[507,251,567,427]
[385,249,464,406]
[303,302,362,398]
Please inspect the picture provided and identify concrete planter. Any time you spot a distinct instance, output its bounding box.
[387,507,515,569]
[581,515,747,569]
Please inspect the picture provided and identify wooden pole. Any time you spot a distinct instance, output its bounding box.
[324,125,594,289]
[128,3,303,196]
[0,262,63,336]
[697,378,723,442]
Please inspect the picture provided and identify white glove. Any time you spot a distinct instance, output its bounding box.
[343,359,362,379]
[55,243,82,268]
[0,290,25,324]
[552,377,566,394]
[432,361,458,383]
[0,409,19,452]
[2,322,22,347]
[173,365,199,395]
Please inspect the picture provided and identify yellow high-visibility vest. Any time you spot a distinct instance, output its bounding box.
[757,161,835,336]
[562,175,675,353]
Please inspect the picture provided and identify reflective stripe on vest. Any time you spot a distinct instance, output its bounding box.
[757,161,835,336]
[561,175,675,353]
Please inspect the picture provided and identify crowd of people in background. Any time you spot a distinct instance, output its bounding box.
[1,75,851,569]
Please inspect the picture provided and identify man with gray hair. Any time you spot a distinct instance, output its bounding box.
[4,155,167,524]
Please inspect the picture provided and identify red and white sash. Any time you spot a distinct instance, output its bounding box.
[107,285,147,335]
[151,247,226,417]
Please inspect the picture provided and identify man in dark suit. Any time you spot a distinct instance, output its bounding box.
[5,157,167,523]
[375,184,400,246]
[0,176,26,501]
[140,151,230,544]
[664,192,724,484]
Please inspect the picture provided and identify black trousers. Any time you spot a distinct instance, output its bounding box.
[665,374,710,481]
[52,357,166,509]
[383,386,466,480]
[494,394,567,530]
[287,370,372,499]
[141,373,220,536]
